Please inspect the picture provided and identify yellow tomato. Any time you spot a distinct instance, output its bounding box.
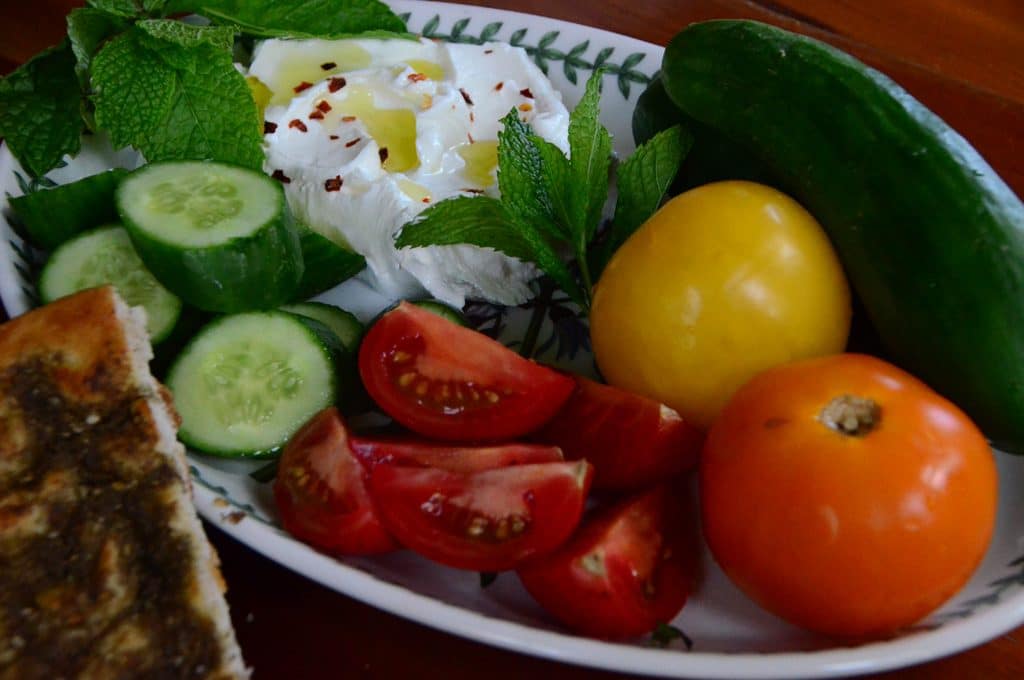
[590,181,851,429]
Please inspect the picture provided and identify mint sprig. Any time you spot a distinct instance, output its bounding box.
[0,42,84,178]
[91,26,264,169]
[171,0,406,38]
[87,0,166,18]
[395,70,689,312]
[2,0,407,177]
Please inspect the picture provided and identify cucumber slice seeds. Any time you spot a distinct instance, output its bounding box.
[126,163,279,246]
[117,161,303,312]
[167,311,339,458]
[39,226,182,342]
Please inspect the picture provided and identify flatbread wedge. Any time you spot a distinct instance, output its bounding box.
[0,286,248,679]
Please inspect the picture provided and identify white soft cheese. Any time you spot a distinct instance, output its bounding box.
[250,37,570,307]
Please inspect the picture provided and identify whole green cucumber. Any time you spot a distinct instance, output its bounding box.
[662,20,1024,452]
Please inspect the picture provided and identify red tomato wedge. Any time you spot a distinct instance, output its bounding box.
[358,302,575,441]
[517,484,699,639]
[368,460,594,572]
[351,439,564,473]
[532,377,703,491]
[273,408,398,556]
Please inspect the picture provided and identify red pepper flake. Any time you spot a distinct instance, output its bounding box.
[469,111,475,123]
[263,120,278,134]
[378,147,389,164]
[329,135,340,140]
[324,175,343,192]
[494,82,504,91]
[345,137,362,148]
[467,132,475,144]
[289,119,308,132]
[519,103,533,112]
[321,61,337,71]
[520,88,534,99]
[293,81,313,93]
[459,88,474,106]
[271,169,291,184]
[408,72,428,82]
[309,110,325,120]
[484,49,494,54]
[461,188,485,194]
[317,100,332,113]
[421,197,431,203]
[341,115,357,123]
[328,77,347,93]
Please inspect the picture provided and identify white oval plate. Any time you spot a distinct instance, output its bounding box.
[2,1,1023,677]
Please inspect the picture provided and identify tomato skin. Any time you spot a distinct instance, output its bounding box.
[358,302,575,441]
[591,181,851,429]
[351,439,564,473]
[517,484,699,639]
[532,376,703,490]
[274,408,399,556]
[368,460,594,572]
[701,353,998,638]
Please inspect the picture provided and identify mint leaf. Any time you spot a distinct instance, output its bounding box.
[497,110,584,305]
[92,27,263,168]
[137,20,235,50]
[87,0,163,17]
[568,71,613,242]
[187,0,406,38]
[67,8,129,86]
[497,111,563,240]
[0,42,84,177]
[396,196,534,262]
[532,135,574,239]
[608,125,690,251]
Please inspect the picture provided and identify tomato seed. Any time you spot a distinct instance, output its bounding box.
[415,381,430,397]
[397,372,416,387]
[467,517,488,537]
[484,390,500,404]
[392,351,412,363]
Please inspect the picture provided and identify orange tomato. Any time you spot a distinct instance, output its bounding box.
[700,353,997,638]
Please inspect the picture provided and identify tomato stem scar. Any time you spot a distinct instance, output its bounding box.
[818,394,880,436]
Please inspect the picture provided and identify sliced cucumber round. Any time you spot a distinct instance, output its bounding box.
[167,311,341,458]
[280,301,363,352]
[116,161,303,313]
[39,225,182,343]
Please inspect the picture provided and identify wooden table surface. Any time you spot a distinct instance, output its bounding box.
[2,1,1023,678]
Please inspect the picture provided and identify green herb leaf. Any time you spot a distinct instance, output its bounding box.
[608,125,690,250]
[0,41,84,178]
[396,196,534,262]
[182,0,406,38]
[137,19,235,50]
[568,70,613,243]
[497,111,585,305]
[532,135,574,240]
[497,111,563,240]
[92,27,263,168]
[67,8,130,87]
[87,0,164,17]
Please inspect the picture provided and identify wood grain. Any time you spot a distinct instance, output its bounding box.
[1,1,1023,678]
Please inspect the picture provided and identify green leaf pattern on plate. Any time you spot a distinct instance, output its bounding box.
[417,14,652,97]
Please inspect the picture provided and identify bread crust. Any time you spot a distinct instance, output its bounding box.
[0,286,248,679]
